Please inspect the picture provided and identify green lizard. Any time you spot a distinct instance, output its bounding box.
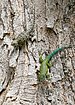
[38,46,71,82]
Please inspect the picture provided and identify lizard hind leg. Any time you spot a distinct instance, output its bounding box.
[39,54,44,63]
[47,61,53,68]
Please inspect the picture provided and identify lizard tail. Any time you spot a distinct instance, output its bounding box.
[47,45,72,61]
[48,47,63,60]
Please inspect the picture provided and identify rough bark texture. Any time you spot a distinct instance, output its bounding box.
[0,0,75,105]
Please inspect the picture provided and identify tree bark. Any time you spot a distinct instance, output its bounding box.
[0,0,75,105]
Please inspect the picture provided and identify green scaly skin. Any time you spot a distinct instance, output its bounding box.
[38,46,70,82]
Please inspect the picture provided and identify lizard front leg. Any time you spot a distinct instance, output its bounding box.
[46,62,52,80]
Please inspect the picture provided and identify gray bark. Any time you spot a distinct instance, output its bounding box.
[0,0,75,105]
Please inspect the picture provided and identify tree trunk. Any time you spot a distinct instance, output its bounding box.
[0,0,75,105]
